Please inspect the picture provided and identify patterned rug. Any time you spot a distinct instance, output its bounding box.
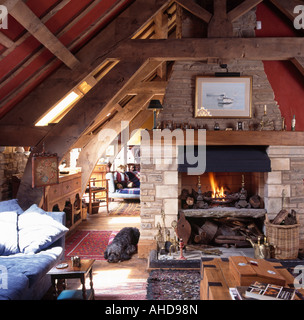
[146,269,201,300]
[110,200,140,216]
[65,230,116,261]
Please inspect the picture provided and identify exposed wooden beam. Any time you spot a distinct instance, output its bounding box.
[128,81,168,95]
[208,0,233,38]
[175,0,212,24]
[2,0,80,69]
[113,37,304,61]
[0,0,171,126]
[291,57,304,76]
[0,32,14,48]
[0,125,49,146]
[268,0,304,22]
[83,60,164,136]
[77,93,154,193]
[227,0,264,22]
[16,58,145,209]
[0,0,122,112]
[153,11,168,78]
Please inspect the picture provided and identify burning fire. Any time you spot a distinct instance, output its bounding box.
[209,173,225,198]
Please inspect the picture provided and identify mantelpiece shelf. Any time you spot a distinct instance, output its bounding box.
[148,130,304,146]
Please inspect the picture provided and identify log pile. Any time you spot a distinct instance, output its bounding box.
[190,217,263,248]
[271,209,297,225]
[179,188,263,209]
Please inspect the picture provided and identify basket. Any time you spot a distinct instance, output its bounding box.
[265,214,300,259]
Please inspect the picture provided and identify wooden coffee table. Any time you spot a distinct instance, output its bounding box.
[200,257,304,300]
[47,259,95,300]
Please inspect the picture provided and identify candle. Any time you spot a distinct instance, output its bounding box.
[264,105,267,114]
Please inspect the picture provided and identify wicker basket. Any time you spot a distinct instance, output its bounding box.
[265,214,300,259]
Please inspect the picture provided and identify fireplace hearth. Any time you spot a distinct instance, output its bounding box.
[139,143,304,259]
[180,171,264,211]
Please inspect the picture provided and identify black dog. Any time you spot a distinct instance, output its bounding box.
[104,227,140,263]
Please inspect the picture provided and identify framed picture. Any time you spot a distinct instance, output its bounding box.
[195,76,252,118]
[32,154,59,188]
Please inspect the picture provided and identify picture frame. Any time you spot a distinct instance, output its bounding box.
[32,154,59,188]
[195,76,252,118]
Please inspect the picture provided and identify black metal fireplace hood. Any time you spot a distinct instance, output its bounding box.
[178,145,271,173]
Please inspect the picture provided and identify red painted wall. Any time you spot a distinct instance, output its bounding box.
[255,3,304,131]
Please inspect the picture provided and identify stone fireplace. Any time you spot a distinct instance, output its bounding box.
[137,51,304,257]
[139,143,304,255]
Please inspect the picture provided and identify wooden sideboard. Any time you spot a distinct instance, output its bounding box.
[46,172,84,230]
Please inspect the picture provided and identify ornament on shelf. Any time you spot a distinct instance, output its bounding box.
[291,115,296,131]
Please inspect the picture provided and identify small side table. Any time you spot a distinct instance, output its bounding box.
[47,259,95,300]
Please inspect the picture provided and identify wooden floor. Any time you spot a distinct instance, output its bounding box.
[54,200,149,300]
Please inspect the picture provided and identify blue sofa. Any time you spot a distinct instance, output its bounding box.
[106,171,140,200]
[0,199,67,300]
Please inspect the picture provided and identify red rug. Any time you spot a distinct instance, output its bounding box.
[110,201,140,216]
[65,230,117,261]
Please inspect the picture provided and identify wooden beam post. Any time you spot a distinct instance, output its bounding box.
[208,0,234,38]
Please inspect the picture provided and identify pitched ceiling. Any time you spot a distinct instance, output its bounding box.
[0,0,133,119]
[0,0,303,208]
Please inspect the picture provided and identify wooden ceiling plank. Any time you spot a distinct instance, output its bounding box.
[6,0,80,69]
[0,0,171,126]
[227,0,264,22]
[175,0,212,24]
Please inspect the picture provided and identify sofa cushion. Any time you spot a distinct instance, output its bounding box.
[126,171,140,188]
[0,246,62,288]
[0,211,19,256]
[18,205,68,254]
[0,199,23,215]
[0,260,29,300]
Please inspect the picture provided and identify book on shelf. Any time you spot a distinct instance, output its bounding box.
[245,281,296,301]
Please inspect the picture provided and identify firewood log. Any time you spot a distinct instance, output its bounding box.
[282,209,297,225]
[272,209,289,225]
[249,195,261,208]
[199,220,218,244]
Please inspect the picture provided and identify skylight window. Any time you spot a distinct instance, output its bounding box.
[35,91,81,126]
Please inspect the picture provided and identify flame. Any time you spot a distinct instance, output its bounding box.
[209,173,225,198]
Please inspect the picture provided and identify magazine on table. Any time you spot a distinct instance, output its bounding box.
[245,281,295,300]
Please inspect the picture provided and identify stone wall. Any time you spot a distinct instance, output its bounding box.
[0,149,29,201]
[266,146,304,241]
[140,144,179,242]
